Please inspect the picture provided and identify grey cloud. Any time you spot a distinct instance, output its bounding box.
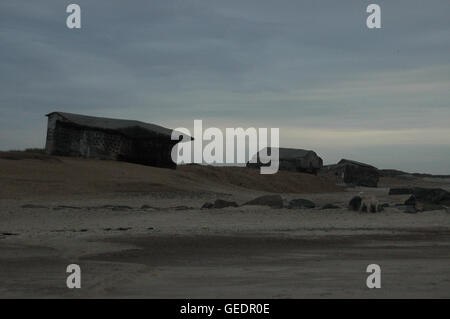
[0,0,449,173]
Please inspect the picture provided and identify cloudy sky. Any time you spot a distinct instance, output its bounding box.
[1,0,449,173]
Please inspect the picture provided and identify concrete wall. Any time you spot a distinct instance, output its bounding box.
[45,114,176,168]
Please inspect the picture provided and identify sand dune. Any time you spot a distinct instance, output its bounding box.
[0,155,341,200]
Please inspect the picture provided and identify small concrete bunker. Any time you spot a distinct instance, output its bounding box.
[247,147,323,174]
[324,159,380,187]
[45,112,181,168]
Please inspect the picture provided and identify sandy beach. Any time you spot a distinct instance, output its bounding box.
[0,156,449,298]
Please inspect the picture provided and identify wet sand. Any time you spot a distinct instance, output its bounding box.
[83,231,450,298]
[1,207,449,298]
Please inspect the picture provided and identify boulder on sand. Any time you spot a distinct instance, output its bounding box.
[288,199,316,209]
[404,195,416,206]
[348,196,362,211]
[410,188,450,205]
[201,202,214,209]
[403,188,450,212]
[202,199,238,209]
[243,195,283,208]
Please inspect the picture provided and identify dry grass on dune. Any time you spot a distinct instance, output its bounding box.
[0,156,189,199]
[0,150,59,162]
[0,153,342,199]
[179,164,342,194]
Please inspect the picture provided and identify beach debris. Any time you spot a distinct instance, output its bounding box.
[140,205,158,210]
[103,227,132,231]
[201,199,239,209]
[1,232,18,236]
[409,188,450,205]
[213,199,239,209]
[201,202,215,209]
[244,195,284,208]
[403,188,450,212]
[52,205,82,210]
[348,196,362,211]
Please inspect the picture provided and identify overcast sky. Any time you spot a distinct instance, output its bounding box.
[1,0,449,173]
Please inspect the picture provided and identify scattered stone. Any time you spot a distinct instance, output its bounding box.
[320,204,340,210]
[50,229,88,233]
[53,205,82,211]
[348,196,362,211]
[113,206,133,211]
[410,188,450,205]
[288,199,315,209]
[403,189,450,212]
[140,205,158,210]
[389,188,413,195]
[201,202,214,209]
[171,206,192,211]
[101,205,133,211]
[103,227,131,231]
[213,199,239,209]
[201,200,238,209]
[1,232,18,236]
[243,195,284,208]
[404,195,416,206]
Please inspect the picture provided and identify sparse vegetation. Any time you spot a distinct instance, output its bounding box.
[0,149,57,161]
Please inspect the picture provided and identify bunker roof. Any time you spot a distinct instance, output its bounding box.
[258,147,317,159]
[46,112,186,140]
